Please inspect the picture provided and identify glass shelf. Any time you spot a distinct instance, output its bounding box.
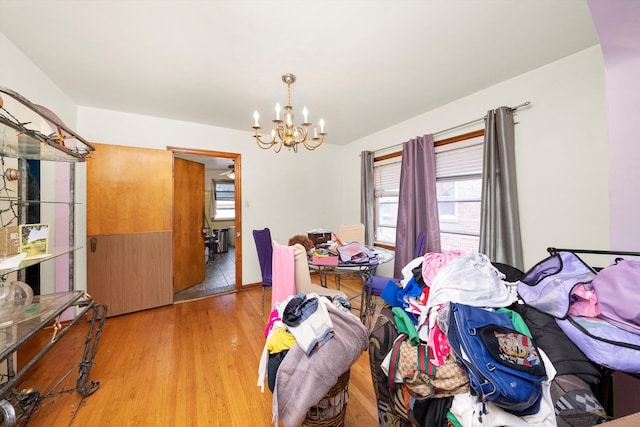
[0,246,82,277]
[0,123,92,162]
[0,291,85,361]
[0,197,82,205]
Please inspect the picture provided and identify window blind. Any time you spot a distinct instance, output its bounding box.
[435,138,483,179]
[374,158,401,197]
[214,181,235,201]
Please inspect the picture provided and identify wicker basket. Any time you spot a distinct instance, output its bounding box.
[302,369,350,427]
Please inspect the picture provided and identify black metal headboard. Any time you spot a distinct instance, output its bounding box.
[547,247,640,257]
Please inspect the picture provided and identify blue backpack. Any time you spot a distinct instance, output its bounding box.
[446,302,547,418]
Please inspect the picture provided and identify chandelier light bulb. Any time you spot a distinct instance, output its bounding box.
[275,103,281,120]
[253,110,260,127]
[303,106,308,123]
[319,118,325,134]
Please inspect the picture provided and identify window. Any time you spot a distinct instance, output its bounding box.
[373,156,401,245]
[435,135,483,252]
[213,180,235,220]
[372,132,483,252]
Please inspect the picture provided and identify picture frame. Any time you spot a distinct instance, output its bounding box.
[19,223,49,258]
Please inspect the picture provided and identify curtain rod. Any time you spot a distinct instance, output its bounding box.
[434,101,530,137]
[371,101,530,155]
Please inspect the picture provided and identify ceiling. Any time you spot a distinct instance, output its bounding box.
[0,0,599,151]
[175,153,234,171]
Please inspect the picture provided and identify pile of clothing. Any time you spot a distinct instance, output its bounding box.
[370,250,609,427]
[258,292,369,427]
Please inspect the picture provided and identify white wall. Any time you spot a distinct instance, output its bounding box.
[342,46,609,270]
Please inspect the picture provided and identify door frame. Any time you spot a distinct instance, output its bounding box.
[168,146,242,292]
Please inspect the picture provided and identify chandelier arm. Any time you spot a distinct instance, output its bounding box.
[254,130,286,152]
[302,134,324,150]
[277,125,287,144]
[293,125,308,144]
[254,134,274,148]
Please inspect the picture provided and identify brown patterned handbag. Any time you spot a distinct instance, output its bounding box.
[389,334,469,399]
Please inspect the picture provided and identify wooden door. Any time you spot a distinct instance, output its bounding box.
[173,158,205,293]
[87,143,173,317]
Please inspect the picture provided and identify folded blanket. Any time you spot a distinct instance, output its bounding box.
[273,298,369,427]
[271,243,297,309]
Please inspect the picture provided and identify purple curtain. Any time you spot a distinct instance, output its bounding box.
[394,135,441,277]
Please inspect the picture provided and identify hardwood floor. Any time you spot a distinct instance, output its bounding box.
[15,275,379,426]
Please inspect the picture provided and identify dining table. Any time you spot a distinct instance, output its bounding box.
[308,246,394,322]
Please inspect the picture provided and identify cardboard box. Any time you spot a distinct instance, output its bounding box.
[0,226,20,257]
[312,255,339,266]
[599,412,640,426]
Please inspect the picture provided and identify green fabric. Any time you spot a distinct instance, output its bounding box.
[447,411,462,427]
[497,306,532,337]
[391,307,419,345]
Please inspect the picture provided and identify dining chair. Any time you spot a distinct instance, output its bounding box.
[332,223,366,289]
[252,228,273,316]
[291,243,346,299]
[337,223,365,244]
[363,231,427,323]
[207,229,222,261]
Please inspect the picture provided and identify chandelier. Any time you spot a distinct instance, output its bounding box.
[252,73,326,153]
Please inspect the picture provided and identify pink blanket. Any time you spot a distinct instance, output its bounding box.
[271,243,297,309]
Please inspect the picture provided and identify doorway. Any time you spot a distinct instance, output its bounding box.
[169,147,242,302]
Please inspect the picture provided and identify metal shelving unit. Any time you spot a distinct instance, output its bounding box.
[0,87,105,426]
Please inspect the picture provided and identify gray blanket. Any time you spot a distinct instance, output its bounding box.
[274,299,369,426]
